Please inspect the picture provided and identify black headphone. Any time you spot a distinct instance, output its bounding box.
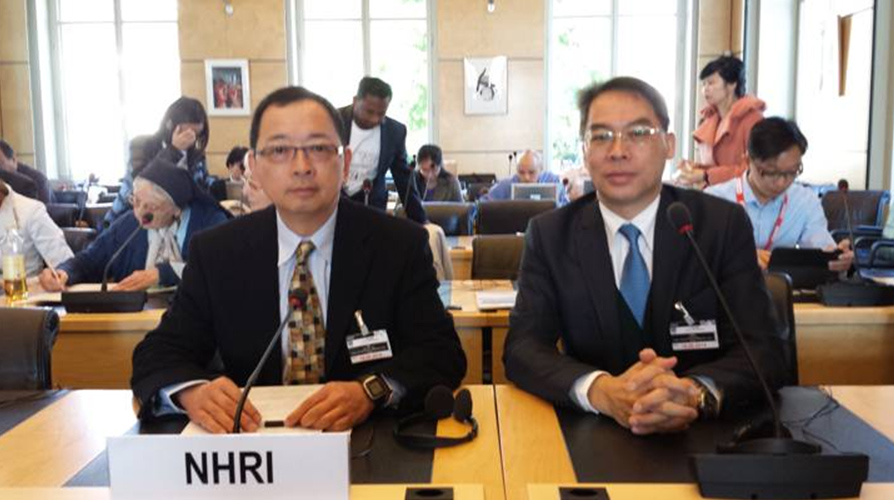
[393,386,478,449]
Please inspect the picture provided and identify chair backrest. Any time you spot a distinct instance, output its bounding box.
[458,173,497,188]
[821,190,890,231]
[0,307,59,390]
[477,200,556,234]
[52,190,88,210]
[46,203,80,228]
[472,234,525,280]
[764,272,799,385]
[423,202,475,236]
[63,227,98,253]
[83,204,113,231]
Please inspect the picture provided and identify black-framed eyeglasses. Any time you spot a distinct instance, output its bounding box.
[255,144,343,165]
[756,162,803,181]
[585,125,664,149]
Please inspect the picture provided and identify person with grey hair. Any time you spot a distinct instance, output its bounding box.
[481,150,569,205]
[39,158,229,291]
[0,180,73,278]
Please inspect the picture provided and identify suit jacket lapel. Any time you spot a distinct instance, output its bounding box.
[575,199,624,371]
[377,118,392,175]
[245,206,283,382]
[325,200,375,374]
[649,187,686,356]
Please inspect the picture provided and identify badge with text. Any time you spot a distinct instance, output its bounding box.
[670,320,720,351]
[347,310,393,364]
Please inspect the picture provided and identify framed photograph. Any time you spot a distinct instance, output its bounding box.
[204,59,251,116]
[463,56,508,115]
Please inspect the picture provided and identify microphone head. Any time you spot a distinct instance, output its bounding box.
[453,388,473,422]
[362,179,372,192]
[666,202,693,235]
[289,289,308,309]
[424,386,455,420]
[562,177,569,186]
[141,212,154,225]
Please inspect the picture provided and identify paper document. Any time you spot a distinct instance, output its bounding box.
[475,290,518,310]
[18,283,103,305]
[181,384,324,435]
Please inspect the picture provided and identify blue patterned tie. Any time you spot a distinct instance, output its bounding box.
[619,223,650,327]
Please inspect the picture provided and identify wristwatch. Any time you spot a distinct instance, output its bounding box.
[357,374,392,409]
[691,379,721,419]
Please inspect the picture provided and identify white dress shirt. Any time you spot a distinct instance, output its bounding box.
[0,188,74,277]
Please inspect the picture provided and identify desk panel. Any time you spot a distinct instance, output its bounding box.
[527,483,894,500]
[0,485,485,499]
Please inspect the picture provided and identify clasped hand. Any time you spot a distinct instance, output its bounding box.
[588,348,700,435]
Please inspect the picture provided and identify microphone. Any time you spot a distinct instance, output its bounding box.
[61,212,153,313]
[362,178,372,206]
[233,288,307,433]
[668,202,867,499]
[403,156,419,209]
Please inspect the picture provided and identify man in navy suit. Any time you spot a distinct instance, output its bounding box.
[132,86,464,433]
[504,77,785,435]
[338,77,426,224]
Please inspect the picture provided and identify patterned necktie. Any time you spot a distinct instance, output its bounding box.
[618,223,650,327]
[288,241,326,384]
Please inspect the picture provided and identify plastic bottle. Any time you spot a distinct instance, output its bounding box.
[2,228,28,302]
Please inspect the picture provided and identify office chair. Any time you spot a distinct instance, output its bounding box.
[63,227,98,253]
[476,200,556,234]
[472,234,525,280]
[0,307,60,390]
[764,272,799,386]
[422,202,476,236]
[821,190,890,232]
[46,203,80,228]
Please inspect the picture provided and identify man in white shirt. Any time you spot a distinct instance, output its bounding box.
[0,180,73,278]
[338,77,426,223]
[504,77,786,435]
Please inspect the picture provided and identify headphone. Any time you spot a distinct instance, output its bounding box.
[393,386,478,449]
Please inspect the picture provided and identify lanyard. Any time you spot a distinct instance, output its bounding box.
[736,175,788,251]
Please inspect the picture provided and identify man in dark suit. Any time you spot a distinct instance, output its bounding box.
[0,140,50,203]
[338,77,426,224]
[503,77,785,435]
[132,86,465,433]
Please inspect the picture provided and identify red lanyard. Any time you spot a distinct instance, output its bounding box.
[736,175,788,251]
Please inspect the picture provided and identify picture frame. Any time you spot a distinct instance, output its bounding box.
[463,56,508,115]
[204,59,251,116]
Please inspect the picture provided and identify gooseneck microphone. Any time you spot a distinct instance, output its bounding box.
[233,289,307,433]
[403,155,418,208]
[668,202,868,499]
[101,213,153,292]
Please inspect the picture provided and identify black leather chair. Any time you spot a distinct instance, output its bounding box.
[46,203,80,228]
[83,204,113,231]
[63,227,98,253]
[52,190,88,212]
[423,202,475,236]
[0,307,59,390]
[476,200,556,234]
[764,272,799,386]
[821,190,890,232]
[472,234,525,280]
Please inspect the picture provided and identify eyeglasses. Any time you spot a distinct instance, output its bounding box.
[255,144,343,165]
[755,162,803,181]
[127,195,164,213]
[585,125,664,149]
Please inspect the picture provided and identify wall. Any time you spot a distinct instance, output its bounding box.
[437,0,545,178]
[178,0,288,177]
[695,0,743,114]
[0,0,35,168]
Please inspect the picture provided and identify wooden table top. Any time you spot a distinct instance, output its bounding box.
[0,485,485,499]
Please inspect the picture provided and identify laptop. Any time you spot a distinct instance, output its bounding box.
[511,183,558,202]
[767,247,840,291]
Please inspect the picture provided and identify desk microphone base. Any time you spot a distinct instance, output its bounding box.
[62,291,147,313]
[691,448,868,499]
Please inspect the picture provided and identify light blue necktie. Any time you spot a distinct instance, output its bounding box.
[619,223,650,327]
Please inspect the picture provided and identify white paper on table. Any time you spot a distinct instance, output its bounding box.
[475,290,518,310]
[181,384,324,435]
[18,283,103,305]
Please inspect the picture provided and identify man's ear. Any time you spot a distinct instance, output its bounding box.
[342,147,353,182]
[664,132,676,159]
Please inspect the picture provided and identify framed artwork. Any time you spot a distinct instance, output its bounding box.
[463,56,508,115]
[205,59,251,116]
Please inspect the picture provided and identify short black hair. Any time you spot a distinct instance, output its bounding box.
[226,146,249,166]
[0,139,15,159]
[356,76,393,100]
[416,144,443,168]
[747,117,808,162]
[699,56,746,98]
[250,86,345,149]
[577,77,670,138]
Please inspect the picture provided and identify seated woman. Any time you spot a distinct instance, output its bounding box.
[0,180,73,277]
[414,144,463,202]
[39,158,229,292]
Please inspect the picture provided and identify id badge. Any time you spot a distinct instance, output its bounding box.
[346,329,393,364]
[669,320,720,351]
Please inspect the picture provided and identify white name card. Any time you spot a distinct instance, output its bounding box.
[108,432,349,500]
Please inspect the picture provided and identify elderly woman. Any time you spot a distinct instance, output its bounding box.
[676,55,766,188]
[39,158,229,292]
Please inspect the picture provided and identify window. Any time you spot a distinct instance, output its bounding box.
[292,0,431,153]
[47,0,180,181]
[547,0,689,170]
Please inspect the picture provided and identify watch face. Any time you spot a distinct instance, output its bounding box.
[365,377,387,399]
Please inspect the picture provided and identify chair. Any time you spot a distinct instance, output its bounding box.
[83,204,113,231]
[423,202,475,236]
[472,234,525,280]
[458,173,497,188]
[466,182,494,202]
[63,227,98,253]
[46,203,80,228]
[52,190,88,212]
[0,307,59,390]
[821,190,890,232]
[476,200,556,234]
[764,272,799,386]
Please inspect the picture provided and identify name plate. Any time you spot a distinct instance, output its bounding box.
[108,433,349,500]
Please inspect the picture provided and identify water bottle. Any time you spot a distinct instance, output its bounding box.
[2,228,28,302]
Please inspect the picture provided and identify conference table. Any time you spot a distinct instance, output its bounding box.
[448,235,475,280]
